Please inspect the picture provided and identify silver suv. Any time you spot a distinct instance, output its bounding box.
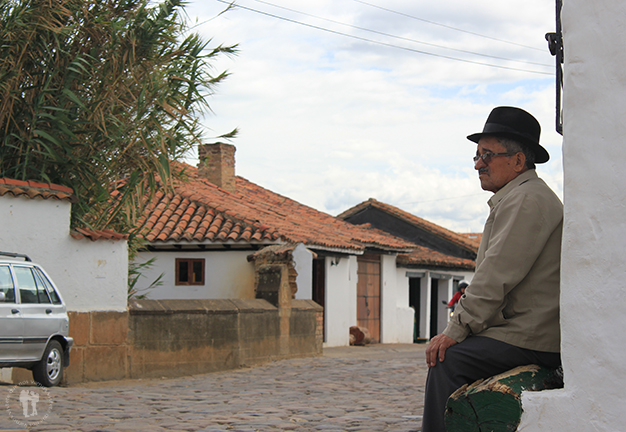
[0,252,73,387]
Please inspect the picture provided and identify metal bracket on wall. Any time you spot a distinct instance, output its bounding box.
[545,0,564,135]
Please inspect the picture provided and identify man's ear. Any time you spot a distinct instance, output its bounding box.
[514,152,527,172]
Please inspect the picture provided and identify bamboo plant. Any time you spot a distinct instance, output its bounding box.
[0,0,237,233]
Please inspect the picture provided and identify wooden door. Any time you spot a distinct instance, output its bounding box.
[409,277,421,342]
[312,258,326,342]
[357,253,381,342]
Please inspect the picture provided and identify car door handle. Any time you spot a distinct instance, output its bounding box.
[46,309,52,314]
[11,309,19,314]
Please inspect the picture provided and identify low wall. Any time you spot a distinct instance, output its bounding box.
[11,298,323,385]
[128,298,323,379]
[12,310,129,385]
[66,310,129,383]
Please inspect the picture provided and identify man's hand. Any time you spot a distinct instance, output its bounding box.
[426,334,457,367]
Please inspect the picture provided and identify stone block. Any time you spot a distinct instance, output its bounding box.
[64,346,85,384]
[129,312,239,351]
[90,311,129,345]
[83,345,128,382]
[68,311,90,346]
[129,344,239,379]
[290,309,317,336]
[239,309,279,341]
[156,299,210,314]
[128,298,167,314]
[255,265,283,306]
[239,338,280,366]
[11,367,32,384]
[232,298,276,312]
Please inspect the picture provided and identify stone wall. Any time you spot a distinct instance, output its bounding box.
[11,311,130,385]
[127,298,323,380]
[10,240,322,385]
[13,298,323,384]
[66,311,129,383]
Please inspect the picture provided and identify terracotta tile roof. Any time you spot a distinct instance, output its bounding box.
[70,228,128,242]
[0,178,126,242]
[0,178,77,203]
[460,232,482,248]
[135,162,414,253]
[397,245,476,270]
[338,198,479,254]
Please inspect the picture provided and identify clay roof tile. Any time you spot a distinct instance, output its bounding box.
[0,178,78,203]
[134,161,415,251]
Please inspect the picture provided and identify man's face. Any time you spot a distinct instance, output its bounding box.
[474,136,522,193]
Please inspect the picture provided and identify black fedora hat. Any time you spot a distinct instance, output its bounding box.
[467,106,549,163]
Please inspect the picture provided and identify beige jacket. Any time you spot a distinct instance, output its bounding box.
[443,170,563,353]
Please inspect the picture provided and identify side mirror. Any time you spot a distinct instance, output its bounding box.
[0,292,5,302]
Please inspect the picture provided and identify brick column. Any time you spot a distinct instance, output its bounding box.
[197,143,236,192]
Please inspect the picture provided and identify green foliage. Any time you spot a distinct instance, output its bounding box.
[127,236,163,299]
[128,256,163,299]
[0,0,237,232]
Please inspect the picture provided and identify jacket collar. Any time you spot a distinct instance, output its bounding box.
[488,169,537,209]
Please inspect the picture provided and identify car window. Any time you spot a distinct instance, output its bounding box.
[0,265,16,303]
[34,268,61,305]
[14,266,51,304]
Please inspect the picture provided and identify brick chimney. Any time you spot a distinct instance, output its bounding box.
[197,143,236,192]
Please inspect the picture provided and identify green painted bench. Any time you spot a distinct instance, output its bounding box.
[444,364,564,432]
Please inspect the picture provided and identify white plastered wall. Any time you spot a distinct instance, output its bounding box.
[397,267,474,340]
[380,254,413,343]
[293,243,313,300]
[324,255,357,347]
[419,276,430,339]
[0,195,127,312]
[436,277,452,333]
[519,1,626,430]
[324,254,419,347]
[133,250,256,300]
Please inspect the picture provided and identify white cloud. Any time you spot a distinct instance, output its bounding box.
[185,0,564,234]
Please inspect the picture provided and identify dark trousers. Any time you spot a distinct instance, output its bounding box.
[421,336,561,432]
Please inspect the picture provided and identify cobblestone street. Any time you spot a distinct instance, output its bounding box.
[1,344,426,432]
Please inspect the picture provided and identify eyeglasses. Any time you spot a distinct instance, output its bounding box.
[473,152,513,165]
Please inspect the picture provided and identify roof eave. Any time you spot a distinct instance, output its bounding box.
[305,244,364,255]
[146,239,281,247]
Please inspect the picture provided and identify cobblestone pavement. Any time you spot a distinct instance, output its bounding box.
[0,344,427,432]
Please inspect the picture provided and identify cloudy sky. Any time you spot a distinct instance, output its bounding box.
[182,0,562,233]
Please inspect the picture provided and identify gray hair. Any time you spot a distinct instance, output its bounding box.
[497,137,536,170]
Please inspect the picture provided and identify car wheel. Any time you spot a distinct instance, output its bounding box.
[32,340,64,387]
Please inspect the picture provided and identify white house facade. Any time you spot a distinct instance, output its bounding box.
[397,267,475,342]
[339,198,478,342]
[0,180,127,313]
[0,179,129,384]
[134,143,477,347]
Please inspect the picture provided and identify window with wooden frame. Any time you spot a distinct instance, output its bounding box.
[175,258,205,286]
